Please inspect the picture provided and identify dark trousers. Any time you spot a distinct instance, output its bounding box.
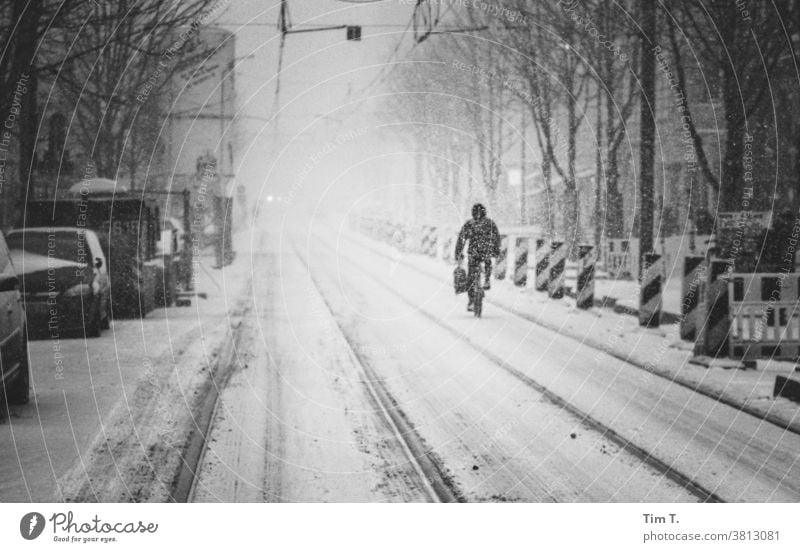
[467,256,492,304]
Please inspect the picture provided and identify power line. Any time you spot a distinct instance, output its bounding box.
[221,22,414,28]
[346,16,416,100]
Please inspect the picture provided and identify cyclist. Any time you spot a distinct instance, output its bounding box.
[454,203,501,312]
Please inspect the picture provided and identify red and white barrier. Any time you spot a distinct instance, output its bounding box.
[729,273,800,360]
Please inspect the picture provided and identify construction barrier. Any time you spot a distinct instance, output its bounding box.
[535,238,550,292]
[576,245,595,309]
[603,239,637,279]
[494,235,509,280]
[548,241,566,299]
[514,237,529,287]
[679,256,707,340]
[728,272,800,361]
[693,260,729,357]
[638,253,662,327]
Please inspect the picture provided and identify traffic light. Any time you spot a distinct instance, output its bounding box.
[346,26,361,41]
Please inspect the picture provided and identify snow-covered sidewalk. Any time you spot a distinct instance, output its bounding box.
[53,228,258,502]
[350,232,800,435]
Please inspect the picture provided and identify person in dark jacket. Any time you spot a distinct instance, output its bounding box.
[455,203,501,311]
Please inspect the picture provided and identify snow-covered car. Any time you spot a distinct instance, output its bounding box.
[6,228,110,337]
[0,229,29,404]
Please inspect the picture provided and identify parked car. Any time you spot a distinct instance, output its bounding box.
[0,229,29,405]
[6,228,110,337]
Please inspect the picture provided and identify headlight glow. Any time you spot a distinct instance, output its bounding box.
[62,283,92,297]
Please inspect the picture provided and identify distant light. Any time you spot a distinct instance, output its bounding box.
[267,195,274,202]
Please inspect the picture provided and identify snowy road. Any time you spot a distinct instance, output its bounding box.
[191,226,439,502]
[192,217,800,502]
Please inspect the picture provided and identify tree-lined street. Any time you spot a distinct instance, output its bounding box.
[1,0,800,512]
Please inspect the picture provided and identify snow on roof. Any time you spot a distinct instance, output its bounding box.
[68,178,130,195]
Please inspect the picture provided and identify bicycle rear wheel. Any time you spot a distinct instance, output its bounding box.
[473,285,483,317]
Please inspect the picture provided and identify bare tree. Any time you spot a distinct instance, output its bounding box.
[47,0,225,185]
[386,54,472,220]
[664,1,790,212]
[448,6,516,210]
[504,0,593,250]
[579,0,639,241]
[386,14,514,217]
[1,0,224,221]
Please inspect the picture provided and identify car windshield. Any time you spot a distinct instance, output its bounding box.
[6,231,88,264]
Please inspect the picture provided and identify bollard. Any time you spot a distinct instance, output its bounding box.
[417,225,428,253]
[705,260,730,356]
[429,227,438,257]
[548,241,565,299]
[576,245,595,309]
[441,232,454,262]
[514,237,529,286]
[638,253,662,328]
[680,256,707,340]
[438,230,454,262]
[693,260,730,357]
[535,238,550,291]
[494,235,509,280]
[421,225,438,257]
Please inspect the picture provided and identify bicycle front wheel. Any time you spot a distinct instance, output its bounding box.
[473,287,483,318]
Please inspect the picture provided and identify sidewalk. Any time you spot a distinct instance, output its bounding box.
[53,227,258,502]
[352,232,800,435]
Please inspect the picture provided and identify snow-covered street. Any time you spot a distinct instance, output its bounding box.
[3,207,799,504]
[187,213,800,502]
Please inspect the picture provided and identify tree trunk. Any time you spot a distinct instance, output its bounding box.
[638,0,656,273]
[542,152,555,239]
[721,69,745,212]
[795,110,800,214]
[594,89,604,248]
[604,63,626,239]
[564,80,579,256]
[605,161,624,238]
[13,0,40,223]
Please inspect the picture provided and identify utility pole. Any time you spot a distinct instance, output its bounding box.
[594,84,603,249]
[638,1,656,279]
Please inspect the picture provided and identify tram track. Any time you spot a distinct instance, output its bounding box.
[310,230,723,503]
[346,232,800,438]
[291,240,462,503]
